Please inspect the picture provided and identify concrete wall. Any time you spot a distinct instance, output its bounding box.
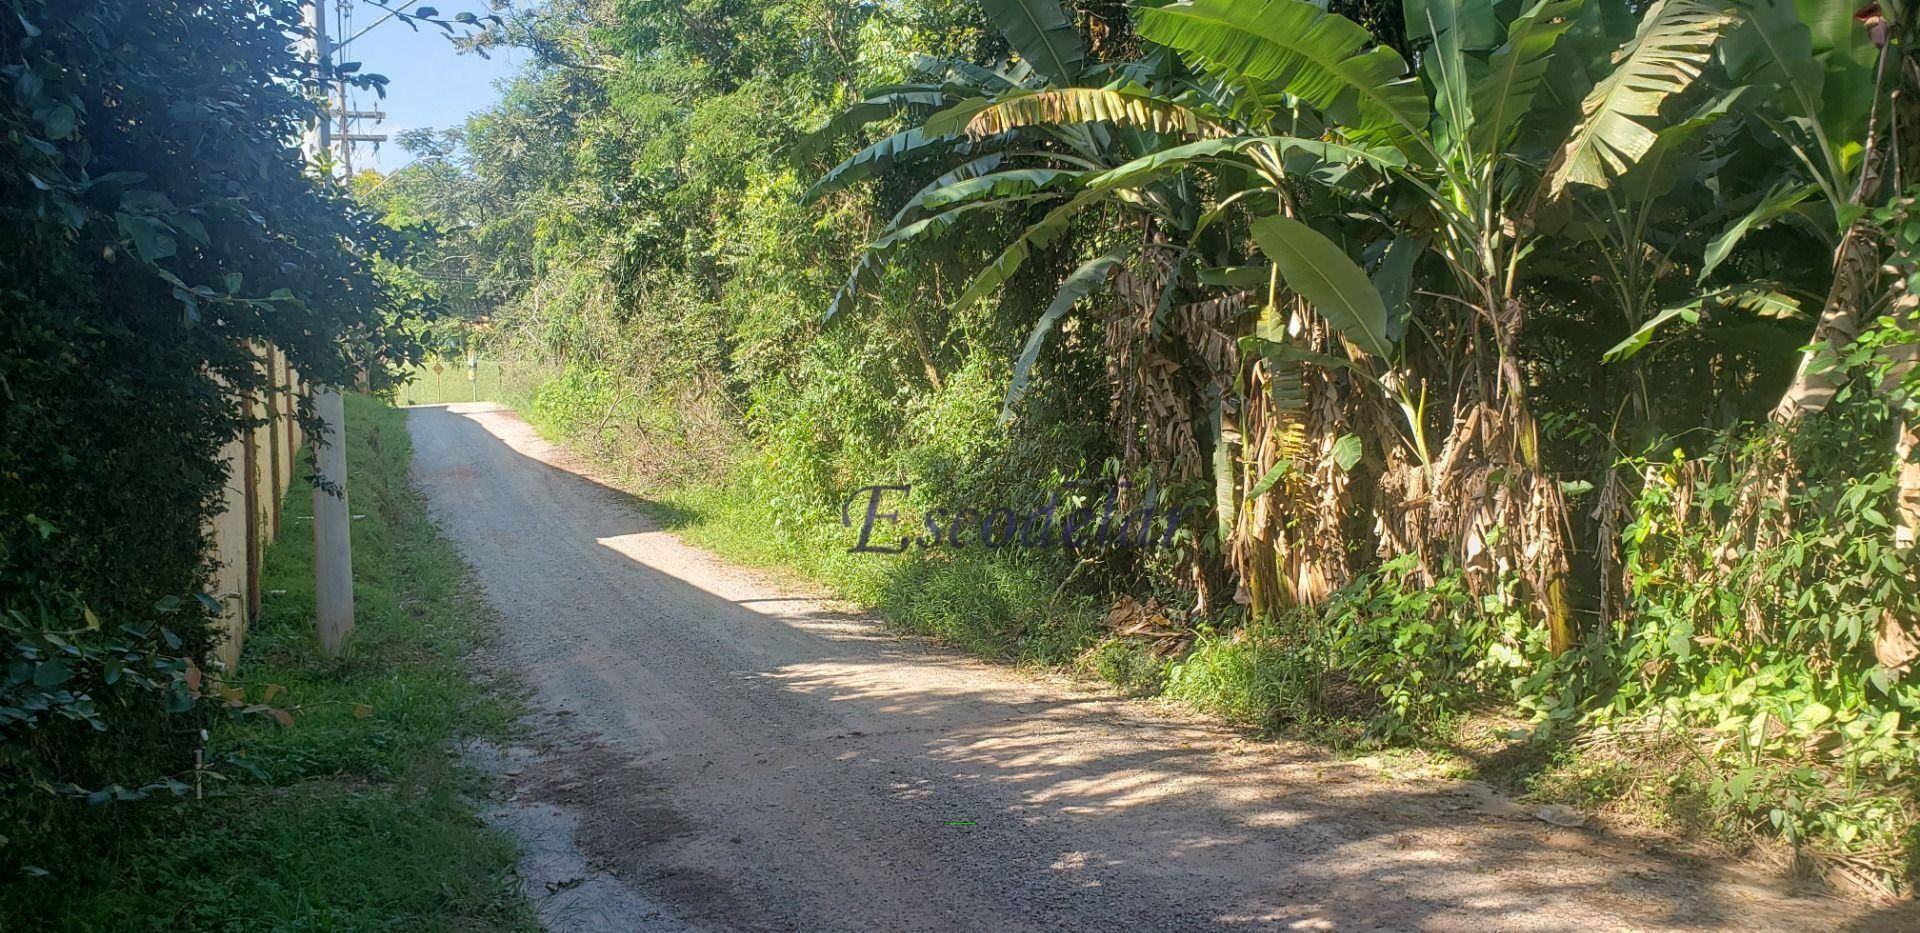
[205,346,304,673]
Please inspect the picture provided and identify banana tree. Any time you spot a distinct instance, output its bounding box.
[1125,0,1762,652]
[1732,0,1920,660]
[1583,0,1881,419]
[1730,0,1894,424]
[809,0,1276,604]
[812,0,1798,646]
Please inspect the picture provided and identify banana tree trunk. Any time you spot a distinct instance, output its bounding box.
[1770,223,1882,422]
[1884,60,1920,561]
[1897,416,1920,549]
[1108,242,1236,611]
[1772,47,1907,422]
[1772,45,1920,674]
[1496,353,1578,655]
[1227,294,1372,619]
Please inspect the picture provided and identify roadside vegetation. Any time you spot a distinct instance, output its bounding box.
[9,0,1908,917]
[0,0,530,922]
[399,359,510,407]
[2,396,532,929]
[371,0,1920,897]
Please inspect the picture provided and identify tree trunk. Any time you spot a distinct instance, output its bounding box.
[1897,415,1920,548]
[903,311,944,392]
[1770,224,1882,422]
[1772,47,1905,423]
[1496,350,1578,655]
[1227,294,1371,618]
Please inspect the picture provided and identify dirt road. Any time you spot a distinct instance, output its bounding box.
[408,402,1895,931]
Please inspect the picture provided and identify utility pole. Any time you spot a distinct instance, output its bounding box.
[337,69,352,175]
[306,0,331,162]
[340,109,390,171]
[305,0,354,656]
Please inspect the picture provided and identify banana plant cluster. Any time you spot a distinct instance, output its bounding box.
[808,0,1900,652]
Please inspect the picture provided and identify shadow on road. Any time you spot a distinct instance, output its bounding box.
[406,402,1907,931]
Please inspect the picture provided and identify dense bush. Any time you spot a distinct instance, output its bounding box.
[0,0,425,869]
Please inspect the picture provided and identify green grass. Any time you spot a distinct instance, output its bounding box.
[651,480,1105,666]
[397,360,507,406]
[499,382,1106,670]
[2,396,535,931]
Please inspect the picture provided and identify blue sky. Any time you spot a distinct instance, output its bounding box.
[329,1,522,172]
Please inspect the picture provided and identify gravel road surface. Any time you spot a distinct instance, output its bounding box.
[408,402,1903,932]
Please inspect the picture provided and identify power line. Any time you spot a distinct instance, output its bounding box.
[335,0,425,53]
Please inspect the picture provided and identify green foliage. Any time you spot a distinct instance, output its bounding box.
[1321,559,1552,740]
[1157,562,1552,742]
[0,0,429,870]
[385,0,1920,894]
[1597,430,1920,875]
[1165,621,1329,728]
[14,777,530,932]
[1088,639,1170,696]
[1248,215,1393,358]
[1544,0,1735,194]
[977,0,1085,81]
[1139,0,1427,140]
[2,397,532,928]
[1,592,213,816]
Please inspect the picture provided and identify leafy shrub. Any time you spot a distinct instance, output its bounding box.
[1310,559,1551,740]
[0,0,423,866]
[1,589,208,818]
[1595,429,1920,885]
[1087,639,1169,696]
